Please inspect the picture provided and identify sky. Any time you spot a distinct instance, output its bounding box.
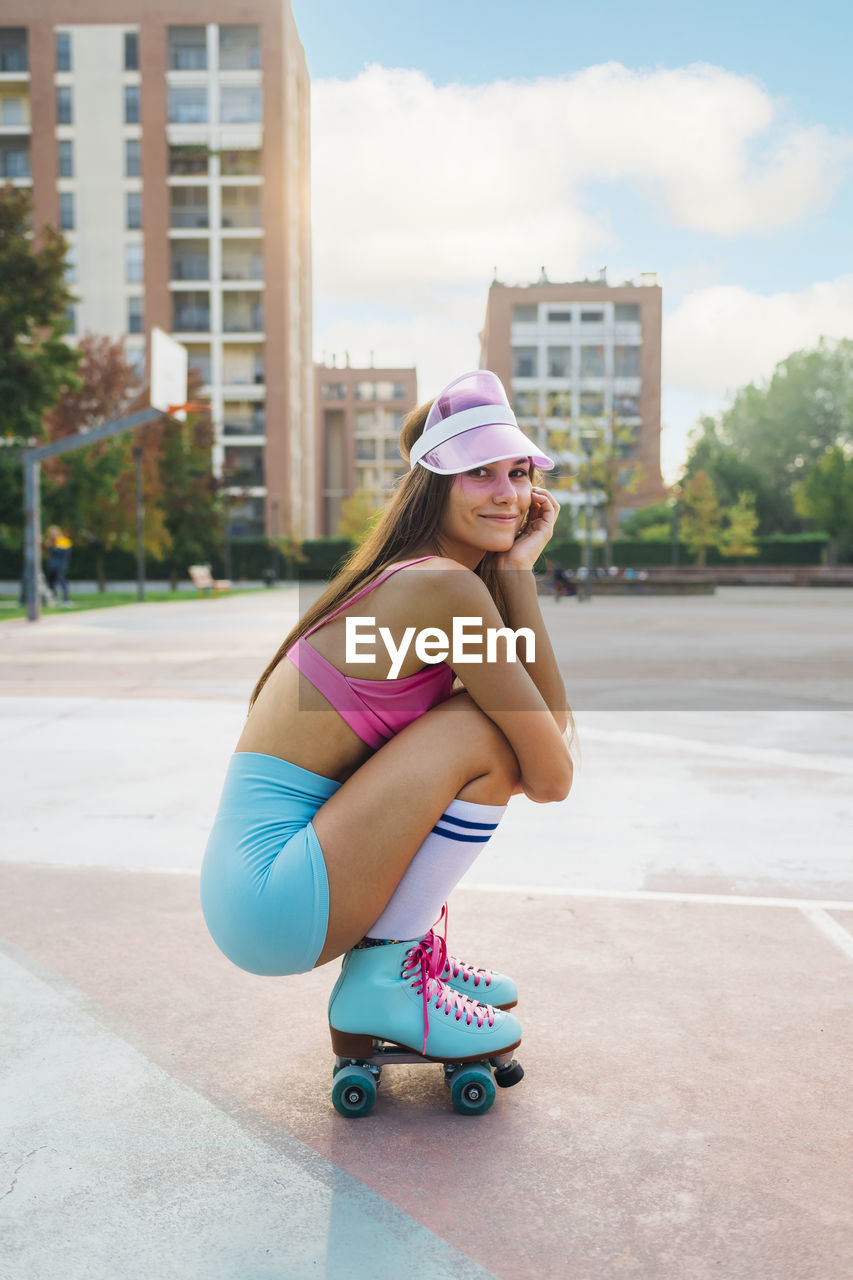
[290,0,853,480]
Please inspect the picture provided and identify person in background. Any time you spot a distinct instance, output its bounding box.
[45,526,72,606]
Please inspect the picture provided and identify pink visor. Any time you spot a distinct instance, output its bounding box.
[410,371,554,475]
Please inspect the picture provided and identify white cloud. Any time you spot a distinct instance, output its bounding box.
[664,276,853,395]
[311,62,849,302]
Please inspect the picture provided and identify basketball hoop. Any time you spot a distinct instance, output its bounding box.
[166,401,210,417]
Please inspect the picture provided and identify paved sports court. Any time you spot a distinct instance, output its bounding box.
[2,586,851,1278]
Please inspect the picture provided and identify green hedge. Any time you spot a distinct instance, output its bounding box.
[0,532,835,583]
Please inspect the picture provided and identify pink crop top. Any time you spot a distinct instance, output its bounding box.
[285,556,454,749]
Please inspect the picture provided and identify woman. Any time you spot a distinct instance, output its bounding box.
[200,371,573,1068]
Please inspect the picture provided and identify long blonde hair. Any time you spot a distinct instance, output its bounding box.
[249,399,540,708]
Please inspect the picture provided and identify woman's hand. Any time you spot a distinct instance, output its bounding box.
[495,486,560,572]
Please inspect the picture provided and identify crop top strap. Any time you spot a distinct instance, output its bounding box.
[302,556,439,639]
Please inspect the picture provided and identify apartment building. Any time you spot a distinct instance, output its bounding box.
[315,363,417,537]
[0,3,313,539]
[480,276,666,531]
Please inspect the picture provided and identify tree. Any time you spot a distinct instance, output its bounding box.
[793,447,853,564]
[0,184,80,544]
[41,334,164,589]
[719,491,760,561]
[680,471,721,567]
[689,339,853,533]
[337,490,381,544]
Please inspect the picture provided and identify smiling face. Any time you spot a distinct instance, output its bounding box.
[436,458,533,567]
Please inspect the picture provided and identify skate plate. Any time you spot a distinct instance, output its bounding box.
[331,1037,524,1117]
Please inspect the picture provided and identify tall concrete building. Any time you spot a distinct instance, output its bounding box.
[0,3,313,539]
[480,276,666,532]
[315,363,417,537]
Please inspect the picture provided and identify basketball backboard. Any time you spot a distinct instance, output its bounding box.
[150,328,189,422]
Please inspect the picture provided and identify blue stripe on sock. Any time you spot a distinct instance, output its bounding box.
[431,823,492,842]
[439,813,499,831]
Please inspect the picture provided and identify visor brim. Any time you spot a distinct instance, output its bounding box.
[416,423,554,475]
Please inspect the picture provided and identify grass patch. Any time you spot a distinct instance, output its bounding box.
[0,586,269,621]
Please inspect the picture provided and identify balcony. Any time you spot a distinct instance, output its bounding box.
[170,240,209,281]
[224,444,265,487]
[172,291,210,333]
[169,187,209,229]
[168,27,207,72]
[0,88,29,129]
[220,186,261,229]
[223,402,265,436]
[222,291,263,333]
[0,138,29,178]
[0,30,27,76]
[219,26,261,71]
[221,241,263,281]
[223,344,264,386]
[168,86,208,125]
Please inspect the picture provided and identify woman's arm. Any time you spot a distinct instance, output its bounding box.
[494,567,569,734]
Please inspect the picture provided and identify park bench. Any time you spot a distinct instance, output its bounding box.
[188,564,232,595]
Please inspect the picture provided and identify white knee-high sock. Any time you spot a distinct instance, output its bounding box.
[366,797,507,941]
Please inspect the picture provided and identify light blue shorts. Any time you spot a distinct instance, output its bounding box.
[200,752,341,976]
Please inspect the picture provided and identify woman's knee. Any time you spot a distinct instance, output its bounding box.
[445,692,521,803]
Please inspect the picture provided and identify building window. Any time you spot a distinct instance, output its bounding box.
[56,86,73,125]
[64,246,76,284]
[170,239,209,281]
[614,394,640,418]
[168,85,207,125]
[321,382,346,400]
[512,347,537,378]
[58,139,74,178]
[548,310,573,323]
[59,191,74,231]
[614,304,640,323]
[168,26,207,71]
[220,185,261,228]
[222,290,263,333]
[168,144,208,176]
[513,392,539,419]
[63,303,76,334]
[614,346,641,377]
[127,296,144,334]
[172,291,211,333]
[383,439,400,462]
[546,391,573,419]
[124,85,140,124]
[512,305,537,323]
[185,346,212,386]
[224,445,265,487]
[1,97,25,126]
[124,31,139,71]
[219,85,262,125]
[125,243,144,283]
[547,346,572,378]
[580,345,605,377]
[580,392,604,417]
[219,25,261,71]
[0,29,28,73]
[580,310,604,323]
[125,138,140,177]
[0,140,29,179]
[356,439,377,461]
[169,186,208,229]
[55,32,71,72]
[220,148,261,176]
[126,191,142,229]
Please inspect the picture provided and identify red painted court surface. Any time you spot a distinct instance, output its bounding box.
[2,588,852,1278]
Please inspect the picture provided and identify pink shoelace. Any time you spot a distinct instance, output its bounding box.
[402,929,496,1056]
[431,903,495,994]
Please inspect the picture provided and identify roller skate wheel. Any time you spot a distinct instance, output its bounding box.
[494,1059,525,1089]
[332,1065,377,1118]
[449,1065,496,1116]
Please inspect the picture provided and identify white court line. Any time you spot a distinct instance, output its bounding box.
[459,882,853,911]
[801,907,853,961]
[578,727,853,776]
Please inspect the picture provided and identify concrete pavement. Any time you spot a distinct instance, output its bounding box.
[1,587,852,1278]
